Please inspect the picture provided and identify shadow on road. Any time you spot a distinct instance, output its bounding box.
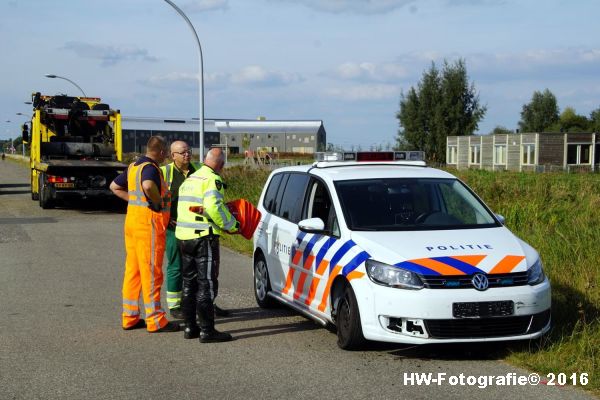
[228,320,320,340]
[58,198,127,214]
[216,307,528,359]
[0,183,30,195]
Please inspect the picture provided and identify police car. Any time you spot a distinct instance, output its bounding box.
[252,151,551,349]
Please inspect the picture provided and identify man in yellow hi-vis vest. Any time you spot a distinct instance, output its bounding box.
[176,147,239,342]
[160,141,198,319]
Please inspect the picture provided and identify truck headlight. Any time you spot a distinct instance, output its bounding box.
[527,258,545,285]
[366,260,424,290]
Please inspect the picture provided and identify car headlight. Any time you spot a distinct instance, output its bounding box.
[365,259,424,290]
[527,258,545,285]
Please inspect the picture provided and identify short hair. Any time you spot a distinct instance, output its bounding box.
[147,136,167,153]
[205,147,224,163]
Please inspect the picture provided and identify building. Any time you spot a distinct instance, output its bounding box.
[121,117,326,155]
[446,132,600,172]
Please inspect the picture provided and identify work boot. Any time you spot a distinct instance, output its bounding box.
[200,329,233,343]
[152,321,180,333]
[170,308,184,320]
[123,319,146,331]
[183,321,200,339]
[214,304,231,317]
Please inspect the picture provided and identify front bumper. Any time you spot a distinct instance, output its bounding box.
[352,277,551,344]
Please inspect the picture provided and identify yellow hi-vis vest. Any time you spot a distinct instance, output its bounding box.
[175,165,238,240]
[160,162,201,191]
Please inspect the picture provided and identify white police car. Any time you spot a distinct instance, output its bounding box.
[252,151,551,349]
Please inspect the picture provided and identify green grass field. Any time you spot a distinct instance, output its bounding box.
[220,165,599,393]
[452,169,599,393]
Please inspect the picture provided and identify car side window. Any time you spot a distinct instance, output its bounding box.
[263,173,283,213]
[305,179,339,237]
[278,173,310,223]
[272,173,290,216]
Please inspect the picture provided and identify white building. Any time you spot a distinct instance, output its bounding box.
[121,117,326,155]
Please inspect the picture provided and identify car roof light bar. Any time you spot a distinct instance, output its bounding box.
[314,151,425,162]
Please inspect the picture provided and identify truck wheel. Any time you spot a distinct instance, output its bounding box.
[254,254,275,308]
[336,285,365,350]
[39,173,54,209]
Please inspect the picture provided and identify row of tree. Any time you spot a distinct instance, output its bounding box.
[513,89,600,134]
[395,59,486,163]
[396,59,600,162]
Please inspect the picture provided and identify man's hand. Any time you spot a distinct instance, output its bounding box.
[141,179,162,210]
[109,181,128,202]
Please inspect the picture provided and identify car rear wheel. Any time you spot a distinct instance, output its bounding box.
[254,254,275,308]
[336,285,365,350]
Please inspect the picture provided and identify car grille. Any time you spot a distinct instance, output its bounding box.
[421,271,529,289]
[424,310,551,339]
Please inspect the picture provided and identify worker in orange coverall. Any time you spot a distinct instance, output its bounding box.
[109,136,180,333]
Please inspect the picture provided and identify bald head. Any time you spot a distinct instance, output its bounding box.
[170,140,191,169]
[204,147,225,173]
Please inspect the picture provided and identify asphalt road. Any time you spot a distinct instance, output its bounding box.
[0,158,594,400]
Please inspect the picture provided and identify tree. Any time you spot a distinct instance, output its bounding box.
[489,125,514,135]
[396,59,486,162]
[552,107,589,132]
[518,89,559,132]
[590,107,600,132]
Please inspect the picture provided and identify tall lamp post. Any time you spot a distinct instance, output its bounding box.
[16,112,30,157]
[162,0,205,161]
[44,74,87,97]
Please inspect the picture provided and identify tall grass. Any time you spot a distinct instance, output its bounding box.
[221,165,599,392]
[452,169,599,392]
[220,166,271,254]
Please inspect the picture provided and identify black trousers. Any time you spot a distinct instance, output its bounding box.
[179,235,220,331]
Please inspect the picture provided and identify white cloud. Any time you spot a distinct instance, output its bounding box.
[333,62,409,82]
[467,48,600,81]
[230,65,303,87]
[325,83,400,100]
[141,66,303,90]
[182,0,228,13]
[62,41,158,66]
[276,0,417,14]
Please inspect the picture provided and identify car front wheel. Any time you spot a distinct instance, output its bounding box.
[336,285,365,350]
[254,254,274,308]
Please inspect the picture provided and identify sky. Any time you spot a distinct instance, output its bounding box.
[1,0,599,149]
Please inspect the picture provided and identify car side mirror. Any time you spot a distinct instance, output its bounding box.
[495,214,505,225]
[298,217,326,233]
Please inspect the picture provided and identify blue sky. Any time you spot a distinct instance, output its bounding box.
[1,0,599,148]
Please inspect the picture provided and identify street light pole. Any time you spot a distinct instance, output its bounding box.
[162,0,205,161]
[16,113,30,157]
[44,74,87,97]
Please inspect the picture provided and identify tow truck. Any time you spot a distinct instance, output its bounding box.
[24,92,127,209]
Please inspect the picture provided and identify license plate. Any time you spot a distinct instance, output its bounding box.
[453,301,514,318]
[54,183,75,188]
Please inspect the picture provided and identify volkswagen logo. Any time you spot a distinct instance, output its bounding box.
[472,273,489,291]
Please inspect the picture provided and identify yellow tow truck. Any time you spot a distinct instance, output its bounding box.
[24,92,127,209]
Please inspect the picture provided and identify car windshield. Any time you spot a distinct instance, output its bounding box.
[334,178,499,231]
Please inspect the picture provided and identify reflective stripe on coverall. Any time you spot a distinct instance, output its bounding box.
[121,161,171,331]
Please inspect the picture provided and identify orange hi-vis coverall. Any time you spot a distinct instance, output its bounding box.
[121,161,171,331]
